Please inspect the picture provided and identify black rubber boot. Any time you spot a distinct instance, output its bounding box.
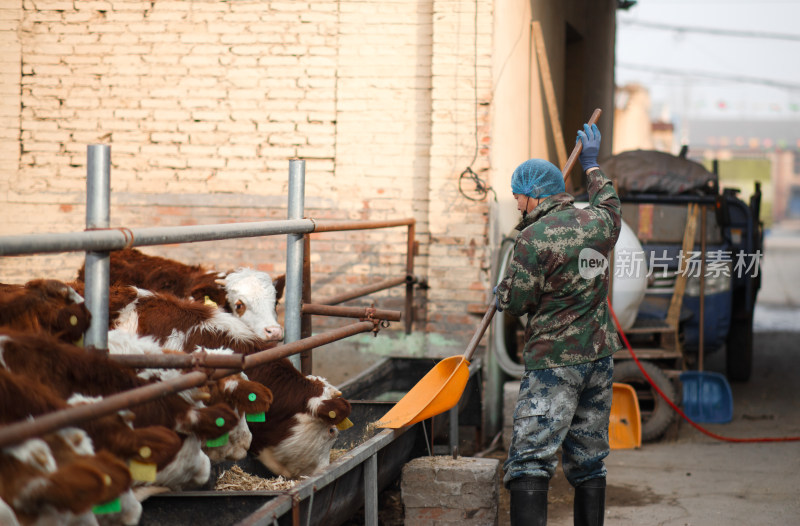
[509,477,549,526]
[573,477,606,526]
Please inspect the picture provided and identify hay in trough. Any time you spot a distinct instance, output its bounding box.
[214,465,303,492]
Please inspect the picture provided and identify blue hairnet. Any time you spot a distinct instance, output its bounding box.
[510,159,565,198]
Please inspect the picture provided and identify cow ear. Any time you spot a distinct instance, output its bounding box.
[273,274,286,302]
[191,284,226,309]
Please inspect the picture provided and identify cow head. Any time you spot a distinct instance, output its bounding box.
[215,269,285,342]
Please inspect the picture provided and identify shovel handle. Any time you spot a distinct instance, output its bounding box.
[463,304,497,362]
[561,108,602,182]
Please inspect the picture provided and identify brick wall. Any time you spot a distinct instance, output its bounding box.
[0,0,494,356]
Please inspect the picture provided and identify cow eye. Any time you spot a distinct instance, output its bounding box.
[234,300,246,316]
[328,427,337,437]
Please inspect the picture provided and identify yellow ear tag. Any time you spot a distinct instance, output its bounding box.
[69,315,78,326]
[204,296,218,308]
[336,417,354,431]
[129,460,157,482]
[74,335,84,347]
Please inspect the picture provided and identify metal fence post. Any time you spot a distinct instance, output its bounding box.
[84,144,111,350]
[364,454,378,526]
[285,159,305,369]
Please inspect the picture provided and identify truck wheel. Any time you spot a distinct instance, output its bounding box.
[613,360,677,442]
[726,314,753,382]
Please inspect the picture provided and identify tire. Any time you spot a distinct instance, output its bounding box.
[612,360,677,442]
[726,314,753,382]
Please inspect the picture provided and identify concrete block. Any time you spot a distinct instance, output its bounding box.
[402,456,499,525]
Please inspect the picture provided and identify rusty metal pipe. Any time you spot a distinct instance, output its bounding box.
[108,352,245,370]
[0,371,208,449]
[301,303,402,322]
[318,275,411,306]
[241,321,375,371]
[405,222,416,334]
[310,218,414,233]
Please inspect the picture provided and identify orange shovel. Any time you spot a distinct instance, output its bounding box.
[378,304,497,428]
[378,108,603,429]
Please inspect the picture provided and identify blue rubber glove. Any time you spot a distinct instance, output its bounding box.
[492,286,503,312]
[576,123,601,172]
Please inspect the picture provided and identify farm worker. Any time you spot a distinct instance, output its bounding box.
[494,122,622,526]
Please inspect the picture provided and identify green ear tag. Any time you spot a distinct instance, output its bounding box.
[246,412,266,423]
[215,417,225,428]
[206,432,229,448]
[93,498,122,515]
[248,393,257,402]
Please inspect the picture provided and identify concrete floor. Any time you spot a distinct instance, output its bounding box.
[498,328,800,526]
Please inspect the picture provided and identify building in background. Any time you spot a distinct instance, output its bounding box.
[0,1,621,371]
[612,84,798,227]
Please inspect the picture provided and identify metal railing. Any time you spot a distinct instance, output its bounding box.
[0,147,423,526]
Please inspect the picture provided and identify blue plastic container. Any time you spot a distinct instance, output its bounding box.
[680,371,734,424]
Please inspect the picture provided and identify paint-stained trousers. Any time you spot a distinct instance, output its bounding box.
[503,355,613,488]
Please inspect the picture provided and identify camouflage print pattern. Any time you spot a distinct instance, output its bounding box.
[496,169,623,370]
[503,356,613,487]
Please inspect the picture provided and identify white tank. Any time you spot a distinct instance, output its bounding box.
[574,202,647,331]
[609,218,648,331]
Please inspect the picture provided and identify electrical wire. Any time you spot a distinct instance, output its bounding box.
[619,19,800,42]
[608,303,800,443]
[457,0,496,203]
[617,63,800,91]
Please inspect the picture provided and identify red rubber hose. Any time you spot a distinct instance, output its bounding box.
[608,302,800,443]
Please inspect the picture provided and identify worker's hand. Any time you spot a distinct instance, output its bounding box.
[493,286,503,312]
[577,123,601,172]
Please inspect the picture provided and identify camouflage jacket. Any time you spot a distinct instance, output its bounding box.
[496,168,623,370]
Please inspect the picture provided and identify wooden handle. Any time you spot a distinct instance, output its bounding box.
[463,304,497,361]
[562,108,603,181]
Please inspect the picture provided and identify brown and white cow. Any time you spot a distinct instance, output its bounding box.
[77,248,286,341]
[107,330,272,463]
[0,330,241,491]
[245,358,353,478]
[0,367,182,472]
[0,279,91,345]
[43,429,136,525]
[0,437,109,526]
[70,282,277,358]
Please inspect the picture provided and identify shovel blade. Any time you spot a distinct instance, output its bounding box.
[377,356,470,429]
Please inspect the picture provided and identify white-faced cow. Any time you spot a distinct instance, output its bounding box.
[77,248,285,342]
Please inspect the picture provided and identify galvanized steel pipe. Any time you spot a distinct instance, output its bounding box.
[84,144,111,350]
[284,159,306,370]
[0,219,316,256]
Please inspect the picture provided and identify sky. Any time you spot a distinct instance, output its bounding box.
[615,0,800,122]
